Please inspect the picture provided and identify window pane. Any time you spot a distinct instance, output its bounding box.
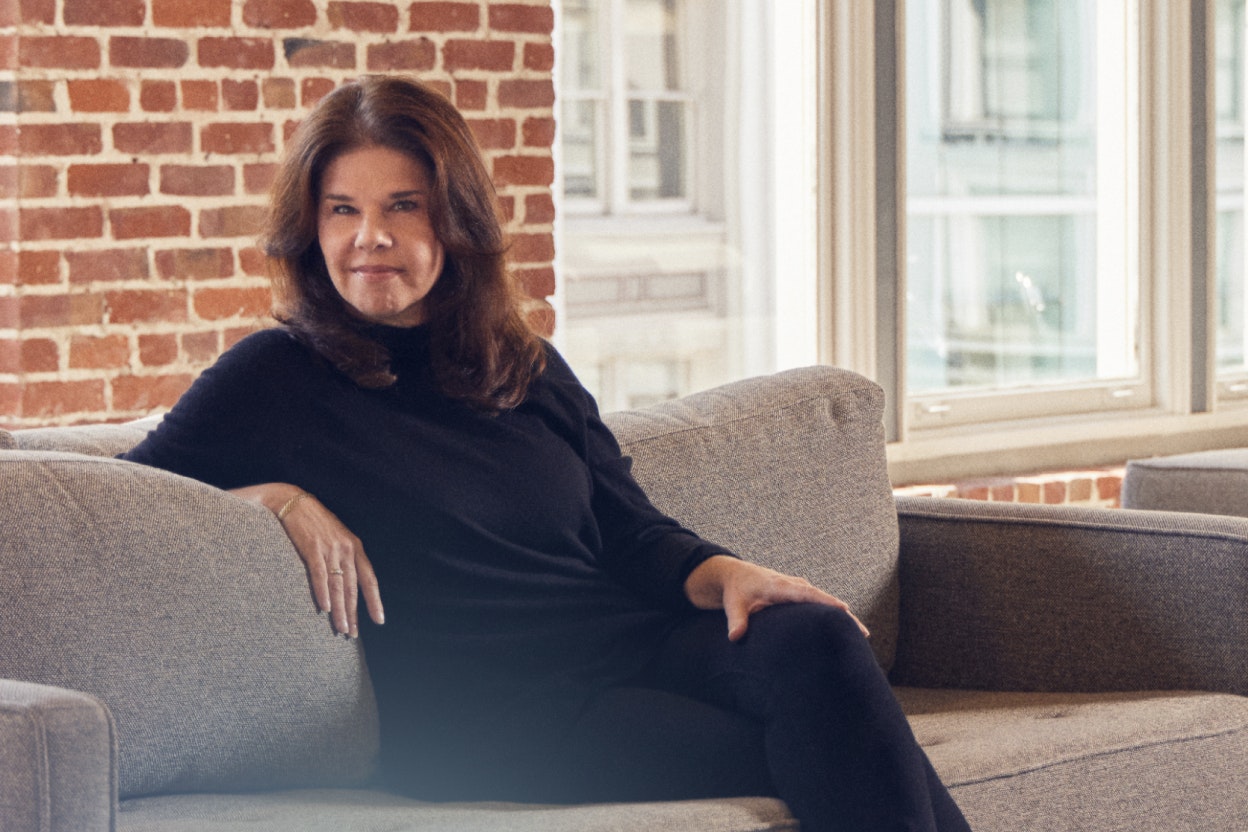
[562,99,601,200]
[561,0,602,91]
[906,0,1137,396]
[556,0,819,411]
[1216,0,1247,375]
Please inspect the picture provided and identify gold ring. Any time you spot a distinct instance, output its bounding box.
[329,569,345,576]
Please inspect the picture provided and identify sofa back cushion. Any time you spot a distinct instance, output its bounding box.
[12,415,160,457]
[0,451,379,799]
[604,366,900,670]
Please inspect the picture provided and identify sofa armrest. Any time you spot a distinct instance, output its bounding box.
[890,497,1248,695]
[0,679,116,832]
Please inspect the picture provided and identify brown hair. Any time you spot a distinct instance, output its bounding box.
[260,75,545,411]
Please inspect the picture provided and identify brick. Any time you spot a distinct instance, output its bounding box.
[1015,482,1042,503]
[492,155,553,187]
[990,483,1016,501]
[488,4,553,34]
[152,0,231,27]
[112,373,193,412]
[522,116,555,148]
[0,251,13,285]
[0,165,57,199]
[69,334,130,369]
[244,0,318,28]
[285,39,356,69]
[523,42,554,72]
[0,209,13,241]
[23,380,106,418]
[138,333,178,366]
[0,382,22,421]
[261,78,296,108]
[513,265,554,298]
[155,247,233,280]
[110,36,190,68]
[193,286,271,320]
[114,122,193,154]
[17,251,60,285]
[65,0,145,26]
[66,248,148,283]
[443,39,514,72]
[160,164,234,196]
[105,289,188,323]
[21,207,104,241]
[68,79,131,113]
[300,77,336,105]
[182,330,219,361]
[109,205,192,240]
[410,1,478,32]
[466,118,516,150]
[507,232,554,263]
[68,163,150,198]
[19,37,100,70]
[243,163,278,194]
[181,80,219,111]
[20,293,104,327]
[1042,480,1067,504]
[21,338,58,372]
[237,246,267,276]
[498,79,554,108]
[222,79,260,111]
[1067,477,1093,503]
[496,195,514,223]
[198,38,275,70]
[525,303,554,338]
[201,123,275,155]
[19,0,55,25]
[14,81,56,113]
[199,205,266,238]
[523,193,555,224]
[19,124,102,156]
[1096,475,1122,502]
[366,39,436,72]
[0,126,14,156]
[328,1,399,32]
[140,81,178,112]
[454,79,487,110]
[0,295,16,328]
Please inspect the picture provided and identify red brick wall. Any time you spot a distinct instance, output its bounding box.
[0,0,557,428]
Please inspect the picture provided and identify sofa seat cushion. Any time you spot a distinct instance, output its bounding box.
[604,366,899,670]
[900,687,1248,831]
[0,451,379,799]
[116,789,796,832]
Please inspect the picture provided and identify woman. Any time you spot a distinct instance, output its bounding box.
[122,76,970,831]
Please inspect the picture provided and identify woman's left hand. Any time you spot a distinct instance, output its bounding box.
[684,555,870,642]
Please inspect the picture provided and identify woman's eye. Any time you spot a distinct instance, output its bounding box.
[330,204,356,215]
[392,199,419,212]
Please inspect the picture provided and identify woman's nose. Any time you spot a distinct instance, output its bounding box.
[355,214,392,250]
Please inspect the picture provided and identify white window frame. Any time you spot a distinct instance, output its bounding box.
[826,0,1248,485]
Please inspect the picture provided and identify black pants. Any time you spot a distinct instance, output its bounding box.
[541,603,971,832]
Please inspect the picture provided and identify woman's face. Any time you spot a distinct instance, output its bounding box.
[316,144,446,328]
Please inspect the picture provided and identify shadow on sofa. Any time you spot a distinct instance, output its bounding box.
[3,365,1247,831]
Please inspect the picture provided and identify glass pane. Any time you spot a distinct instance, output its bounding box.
[557,0,820,411]
[1216,0,1247,373]
[625,0,680,91]
[561,99,600,200]
[627,99,686,200]
[561,0,602,91]
[907,0,1136,395]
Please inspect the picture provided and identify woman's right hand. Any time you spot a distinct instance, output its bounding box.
[230,483,385,637]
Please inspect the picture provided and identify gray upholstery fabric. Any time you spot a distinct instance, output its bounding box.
[0,679,116,832]
[117,790,796,832]
[0,451,379,799]
[13,415,161,457]
[892,496,1248,695]
[0,428,15,450]
[1122,448,1248,517]
[604,366,899,670]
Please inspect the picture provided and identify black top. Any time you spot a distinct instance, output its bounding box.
[122,325,728,763]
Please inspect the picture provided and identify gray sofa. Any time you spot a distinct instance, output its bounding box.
[3,365,1248,831]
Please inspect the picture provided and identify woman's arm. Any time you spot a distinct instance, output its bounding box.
[231,483,385,638]
[684,554,870,642]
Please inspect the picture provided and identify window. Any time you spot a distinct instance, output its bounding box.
[555,1,1248,482]
[554,0,821,411]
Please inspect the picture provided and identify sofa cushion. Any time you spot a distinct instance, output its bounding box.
[604,366,899,670]
[1121,448,1248,517]
[117,790,796,832]
[0,428,15,450]
[0,451,379,799]
[12,414,160,457]
[901,687,1248,831]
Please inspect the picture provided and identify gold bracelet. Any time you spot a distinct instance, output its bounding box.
[277,490,312,521]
